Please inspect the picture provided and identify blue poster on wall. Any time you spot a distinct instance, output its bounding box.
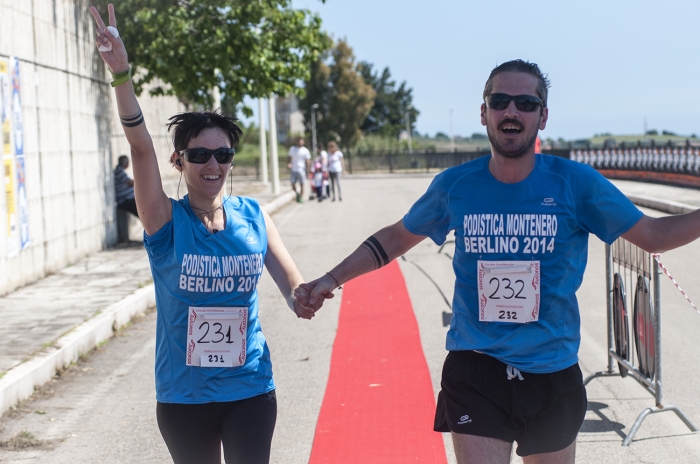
[11,57,23,156]
[11,58,28,250]
[16,155,28,250]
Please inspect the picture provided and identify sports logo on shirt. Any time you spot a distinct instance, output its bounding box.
[541,197,557,206]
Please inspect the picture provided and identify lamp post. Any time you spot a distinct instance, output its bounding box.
[405,104,413,154]
[311,103,319,157]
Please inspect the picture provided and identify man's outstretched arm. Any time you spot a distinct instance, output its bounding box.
[623,210,700,253]
[304,220,426,306]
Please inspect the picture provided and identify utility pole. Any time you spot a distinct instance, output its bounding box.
[450,108,455,152]
[268,97,280,194]
[258,98,268,185]
[405,104,413,154]
[311,103,319,157]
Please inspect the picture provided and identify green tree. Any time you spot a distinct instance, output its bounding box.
[98,0,331,113]
[300,40,375,149]
[299,50,332,140]
[358,62,418,137]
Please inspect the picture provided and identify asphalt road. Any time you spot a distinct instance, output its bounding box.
[2,175,700,463]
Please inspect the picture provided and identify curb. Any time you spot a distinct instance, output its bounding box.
[0,190,296,417]
[263,190,296,215]
[0,286,155,415]
[626,193,697,215]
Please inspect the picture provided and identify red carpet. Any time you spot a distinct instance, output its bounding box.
[309,261,448,463]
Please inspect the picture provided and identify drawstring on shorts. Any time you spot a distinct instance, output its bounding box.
[506,365,524,380]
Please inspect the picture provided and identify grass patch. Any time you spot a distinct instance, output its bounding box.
[0,430,51,450]
[235,143,287,162]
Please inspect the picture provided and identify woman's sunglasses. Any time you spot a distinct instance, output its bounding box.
[485,93,544,112]
[180,147,235,164]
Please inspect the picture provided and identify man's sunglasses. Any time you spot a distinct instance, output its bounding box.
[486,93,544,112]
[180,147,235,164]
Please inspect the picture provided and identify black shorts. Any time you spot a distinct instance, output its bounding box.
[434,351,586,457]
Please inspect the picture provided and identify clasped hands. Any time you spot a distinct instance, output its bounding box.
[291,274,339,320]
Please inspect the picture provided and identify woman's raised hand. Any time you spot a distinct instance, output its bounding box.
[89,4,129,74]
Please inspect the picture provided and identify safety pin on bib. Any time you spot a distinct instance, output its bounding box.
[484,266,532,275]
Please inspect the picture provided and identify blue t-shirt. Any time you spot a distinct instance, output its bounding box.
[144,195,274,403]
[403,154,643,373]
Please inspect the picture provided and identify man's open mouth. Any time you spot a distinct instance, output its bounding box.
[500,122,523,135]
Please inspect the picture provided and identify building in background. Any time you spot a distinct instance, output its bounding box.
[275,95,305,144]
[0,1,184,296]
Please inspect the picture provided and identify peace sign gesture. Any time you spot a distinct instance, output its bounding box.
[89,4,129,74]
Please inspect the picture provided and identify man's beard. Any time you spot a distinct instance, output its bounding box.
[486,120,539,159]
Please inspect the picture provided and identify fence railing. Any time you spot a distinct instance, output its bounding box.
[344,150,490,174]
[571,147,700,176]
[232,146,700,188]
[230,147,578,179]
[230,150,496,178]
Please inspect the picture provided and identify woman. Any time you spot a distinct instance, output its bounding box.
[327,141,344,202]
[90,5,318,463]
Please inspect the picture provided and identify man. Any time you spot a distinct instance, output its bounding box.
[114,155,137,217]
[301,60,700,463]
[287,137,311,203]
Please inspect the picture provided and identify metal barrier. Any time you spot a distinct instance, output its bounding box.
[572,147,700,175]
[584,238,697,445]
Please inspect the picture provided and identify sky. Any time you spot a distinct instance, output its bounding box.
[250,0,700,141]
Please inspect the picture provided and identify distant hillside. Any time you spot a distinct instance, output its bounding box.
[591,133,698,145]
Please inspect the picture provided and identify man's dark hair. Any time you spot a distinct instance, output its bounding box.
[118,155,129,167]
[483,60,551,107]
[167,110,242,153]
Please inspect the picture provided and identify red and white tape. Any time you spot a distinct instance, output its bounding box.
[653,254,700,315]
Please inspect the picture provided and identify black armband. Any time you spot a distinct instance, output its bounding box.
[361,235,390,269]
[120,109,144,127]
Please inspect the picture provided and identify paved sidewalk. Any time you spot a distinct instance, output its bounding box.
[611,178,700,213]
[0,181,294,416]
[0,175,697,417]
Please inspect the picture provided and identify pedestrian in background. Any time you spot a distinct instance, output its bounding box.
[327,141,344,202]
[114,155,138,217]
[315,143,330,198]
[287,137,310,203]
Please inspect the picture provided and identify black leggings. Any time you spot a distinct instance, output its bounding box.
[157,391,277,464]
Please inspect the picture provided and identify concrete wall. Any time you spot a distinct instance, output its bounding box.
[0,0,184,295]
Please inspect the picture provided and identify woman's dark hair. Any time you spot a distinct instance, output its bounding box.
[167,110,243,153]
[483,59,551,107]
